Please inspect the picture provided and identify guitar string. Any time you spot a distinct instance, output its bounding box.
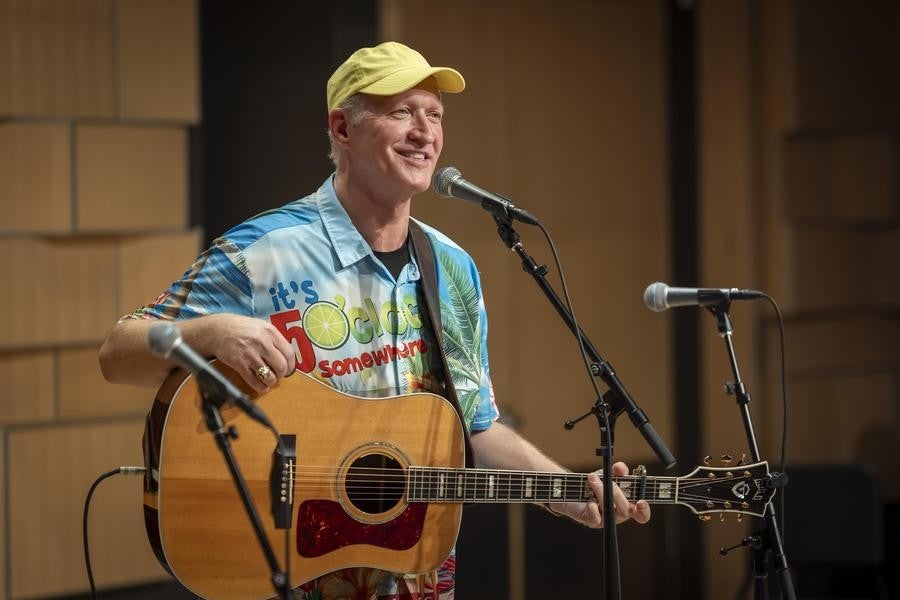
[285,480,756,494]
[286,472,748,487]
[284,479,741,494]
[263,464,758,506]
[287,470,747,487]
[284,465,753,480]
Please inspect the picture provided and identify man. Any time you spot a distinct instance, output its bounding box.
[100,41,650,599]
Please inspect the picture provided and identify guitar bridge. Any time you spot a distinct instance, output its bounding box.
[270,434,297,529]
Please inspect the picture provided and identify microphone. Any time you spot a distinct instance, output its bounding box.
[432,166,540,225]
[147,322,273,429]
[643,282,764,312]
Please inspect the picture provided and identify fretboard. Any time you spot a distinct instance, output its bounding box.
[407,467,678,505]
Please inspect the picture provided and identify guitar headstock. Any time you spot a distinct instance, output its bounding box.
[676,461,773,520]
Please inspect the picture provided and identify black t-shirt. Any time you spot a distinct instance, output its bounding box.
[373,238,411,280]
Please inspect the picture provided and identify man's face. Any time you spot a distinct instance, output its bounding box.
[346,80,444,199]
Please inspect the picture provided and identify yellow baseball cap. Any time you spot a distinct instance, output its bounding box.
[327,41,465,111]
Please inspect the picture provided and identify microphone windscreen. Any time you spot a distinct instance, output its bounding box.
[432,166,461,197]
[147,322,180,358]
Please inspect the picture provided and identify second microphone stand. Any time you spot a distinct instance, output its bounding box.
[705,303,795,600]
[491,215,676,600]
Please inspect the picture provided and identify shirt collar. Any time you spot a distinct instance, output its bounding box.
[316,175,373,269]
[314,175,420,283]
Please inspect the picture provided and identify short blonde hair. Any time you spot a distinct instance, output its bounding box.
[327,94,372,169]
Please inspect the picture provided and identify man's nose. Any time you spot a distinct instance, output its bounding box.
[409,113,436,143]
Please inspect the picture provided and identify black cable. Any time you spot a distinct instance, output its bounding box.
[536,222,605,411]
[761,293,789,541]
[83,466,147,599]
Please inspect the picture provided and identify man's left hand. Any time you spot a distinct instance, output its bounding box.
[548,461,651,528]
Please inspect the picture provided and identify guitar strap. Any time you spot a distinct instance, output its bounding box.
[408,219,476,469]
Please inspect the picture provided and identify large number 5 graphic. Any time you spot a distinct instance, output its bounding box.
[269,309,317,373]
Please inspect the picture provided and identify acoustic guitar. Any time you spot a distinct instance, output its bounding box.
[142,365,774,600]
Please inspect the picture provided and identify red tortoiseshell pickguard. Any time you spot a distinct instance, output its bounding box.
[297,501,427,557]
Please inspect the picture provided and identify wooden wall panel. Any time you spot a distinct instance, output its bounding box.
[75,124,187,232]
[0,351,56,425]
[757,0,796,308]
[791,0,900,131]
[117,230,202,315]
[0,1,10,114]
[873,229,900,306]
[0,122,72,234]
[698,2,760,598]
[787,227,871,312]
[57,346,154,419]
[8,420,166,598]
[0,0,116,118]
[116,0,199,122]
[783,370,900,464]
[770,314,900,374]
[1,1,198,597]
[784,134,898,224]
[0,431,5,600]
[0,238,118,348]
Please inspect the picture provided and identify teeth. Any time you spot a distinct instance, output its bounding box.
[400,151,426,160]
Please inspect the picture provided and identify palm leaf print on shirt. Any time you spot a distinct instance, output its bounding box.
[436,249,483,426]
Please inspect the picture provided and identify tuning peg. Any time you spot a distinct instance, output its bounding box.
[741,502,749,510]
[737,453,748,466]
[743,470,752,479]
[724,501,732,509]
[706,500,714,508]
[699,514,712,522]
[737,513,744,523]
[703,455,712,466]
[725,471,734,479]
[720,453,734,466]
[707,472,717,479]
[719,511,726,522]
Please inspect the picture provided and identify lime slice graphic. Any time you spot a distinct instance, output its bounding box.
[302,301,350,350]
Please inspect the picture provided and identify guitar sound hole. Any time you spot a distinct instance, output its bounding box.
[345,453,405,515]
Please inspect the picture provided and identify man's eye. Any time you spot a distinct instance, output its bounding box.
[428,112,443,122]
[393,108,411,118]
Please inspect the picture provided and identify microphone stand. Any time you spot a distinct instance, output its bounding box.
[196,372,292,600]
[705,303,795,600]
[490,215,676,600]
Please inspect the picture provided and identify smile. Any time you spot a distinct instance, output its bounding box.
[397,150,429,162]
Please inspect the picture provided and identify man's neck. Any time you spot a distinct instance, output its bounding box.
[334,170,412,252]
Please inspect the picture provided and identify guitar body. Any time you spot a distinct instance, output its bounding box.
[143,366,465,600]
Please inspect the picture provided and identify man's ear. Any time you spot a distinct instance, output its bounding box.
[329,109,351,147]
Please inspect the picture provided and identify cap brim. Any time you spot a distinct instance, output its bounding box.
[359,66,466,96]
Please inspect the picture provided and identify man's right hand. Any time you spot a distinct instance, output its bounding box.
[200,314,297,393]
[99,314,297,393]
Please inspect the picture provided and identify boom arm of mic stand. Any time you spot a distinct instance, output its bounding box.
[493,217,676,469]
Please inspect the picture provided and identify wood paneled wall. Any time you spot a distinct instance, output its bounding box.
[756,0,900,487]
[700,1,900,598]
[0,1,200,598]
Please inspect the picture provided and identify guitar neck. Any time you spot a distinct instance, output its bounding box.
[407,466,677,506]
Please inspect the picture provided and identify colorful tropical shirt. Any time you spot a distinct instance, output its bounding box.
[127,175,499,599]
